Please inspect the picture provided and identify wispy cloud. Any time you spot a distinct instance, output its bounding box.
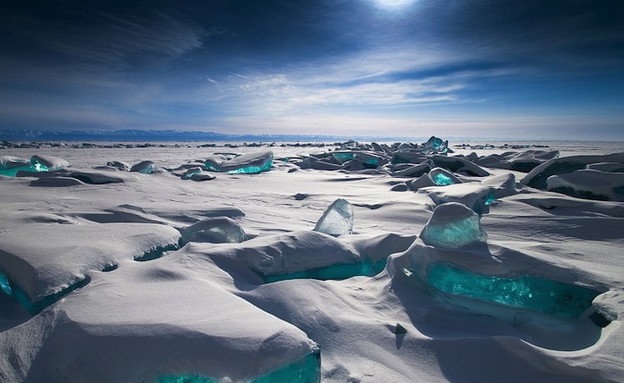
[3,11,207,69]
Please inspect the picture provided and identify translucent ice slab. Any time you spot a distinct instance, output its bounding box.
[420,203,487,248]
[313,198,354,236]
[426,262,600,319]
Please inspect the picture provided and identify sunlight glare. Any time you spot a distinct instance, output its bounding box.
[370,0,416,10]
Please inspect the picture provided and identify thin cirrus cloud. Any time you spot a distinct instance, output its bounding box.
[0,0,623,139]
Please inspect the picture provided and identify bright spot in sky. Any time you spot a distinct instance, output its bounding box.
[370,0,416,10]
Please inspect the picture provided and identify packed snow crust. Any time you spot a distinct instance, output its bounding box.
[1,138,623,382]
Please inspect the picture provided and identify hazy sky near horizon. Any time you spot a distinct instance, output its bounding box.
[1,0,623,139]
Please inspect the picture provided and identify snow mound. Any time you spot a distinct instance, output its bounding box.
[521,152,624,190]
[182,231,360,279]
[0,260,318,383]
[547,169,624,202]
[0,223,181,312]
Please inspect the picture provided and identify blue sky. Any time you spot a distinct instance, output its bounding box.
[1,0,623,139]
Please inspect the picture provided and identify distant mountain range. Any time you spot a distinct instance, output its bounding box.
[0,129,358,142]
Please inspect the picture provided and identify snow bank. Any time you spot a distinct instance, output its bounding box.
[0,223,181,311]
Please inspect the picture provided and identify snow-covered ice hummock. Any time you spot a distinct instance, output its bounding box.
[520,152,624,201]
[0,222,181,314]
[181,230,392,283]
[388,204,607,343]
[0,257,320,383]
[546,169,624,202]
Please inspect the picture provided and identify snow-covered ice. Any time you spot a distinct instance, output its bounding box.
[1,139,623,382]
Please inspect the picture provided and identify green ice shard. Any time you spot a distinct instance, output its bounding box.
[431,172,454,186]
[0,271,13,295]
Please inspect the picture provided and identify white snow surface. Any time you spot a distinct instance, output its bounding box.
[0,142,623,382]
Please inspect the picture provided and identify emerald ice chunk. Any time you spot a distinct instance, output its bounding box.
[420,203,487,249]
[220,151,273,174]
[0,271,13,295]
[427,262,600,319]
[431,172,454,186]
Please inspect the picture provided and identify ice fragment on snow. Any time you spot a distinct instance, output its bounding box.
[406,174,436,191]
[314,198,354,236]
[427,262,600,319]
[0,155,50,176]
[130,160,155,174]
[30,155,69,170]
[69,170,126,184]
[219,151,273,174]
[181,217,247,245]
[420,202,487,248]
[428,167,461,186]
[482,173,518,199]
[106,160,130,171]
[181,167,203,179]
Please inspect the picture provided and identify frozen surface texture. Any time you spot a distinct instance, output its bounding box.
[1,141,623,383]
[419,202,487,248]
[313,198,354,236]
